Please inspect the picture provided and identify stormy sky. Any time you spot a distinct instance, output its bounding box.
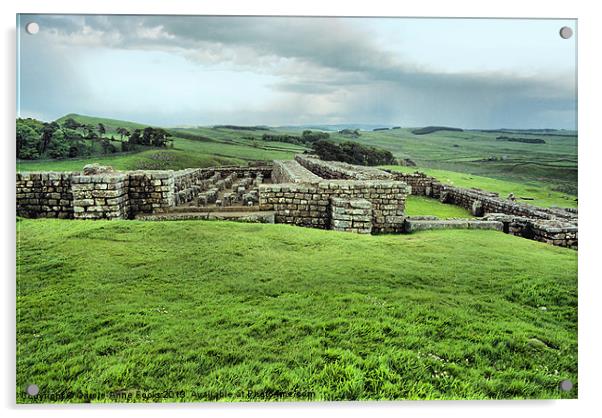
[17,15,577,129]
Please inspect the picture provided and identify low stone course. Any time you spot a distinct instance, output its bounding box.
[330,197,372,234]
[388,169,578,248]
[484,213,578,249]
[404,219,504,233]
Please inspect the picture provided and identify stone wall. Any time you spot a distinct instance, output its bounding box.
[484,213,578,249]
[387,169,578,248]
[295,155,393,180]
[272,160,322,184]
[258,180,408,233]
[16,172,75,219]
[435,184,577,221]
[16,159,578,249]
[388,171,439,196]
[128,171,175,215]
[71,173,128,220]
[389,169,577,222]
[330,198,372,234]
[18,169,176,219]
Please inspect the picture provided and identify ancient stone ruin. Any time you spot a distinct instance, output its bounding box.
[16,156,577,248]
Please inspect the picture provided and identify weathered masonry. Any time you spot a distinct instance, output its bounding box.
[16,158,410,234]
[387,170,578,249]
[259,157,408,233]
[16,155,577,248]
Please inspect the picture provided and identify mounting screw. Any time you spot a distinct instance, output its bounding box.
[559,26,573,39]
[559,379,573,392]
[26,384,39,396]
[25,22,40,35]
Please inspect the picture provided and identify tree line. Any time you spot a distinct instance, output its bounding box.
[496,136,546,144]
[260,130,331,145]
[17,117,173,160]
[310,140,395,166]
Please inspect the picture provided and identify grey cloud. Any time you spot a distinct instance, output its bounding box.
[19,14,576,128]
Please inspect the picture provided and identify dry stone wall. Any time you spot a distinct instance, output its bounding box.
[272,160,322,184]
[295,155,393,180]
[258,180,408,233]
[16,172,75,218]
[128,171,175,214]
[388,171,439,196]
[18,168,177,219]
[16,157,578,248]
[330,198,372,234]
[389,169,576,222]
[71,174,128,220]
[484,213,578,249]
[388,169,578,248]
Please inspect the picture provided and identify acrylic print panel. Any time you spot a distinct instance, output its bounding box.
[16,15,577,403]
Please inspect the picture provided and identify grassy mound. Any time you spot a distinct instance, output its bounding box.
[16,219,577,402]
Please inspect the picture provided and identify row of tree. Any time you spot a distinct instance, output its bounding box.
[261,130,331,145]
[310,140,396,166]
[17,117,173,160]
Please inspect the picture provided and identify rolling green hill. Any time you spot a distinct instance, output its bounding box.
[19,114,308,171]
[56,113,151,133]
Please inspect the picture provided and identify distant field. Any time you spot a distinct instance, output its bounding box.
[383,165,577,209]
[323,127,577,194]
[17,219,577,402]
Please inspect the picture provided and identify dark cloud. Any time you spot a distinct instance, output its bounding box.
[18,14,576,128]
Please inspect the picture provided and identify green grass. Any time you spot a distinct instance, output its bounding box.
[405,196,474,219]
[56,113,151,133]
[16,148,244,172]
[17,219,577,402]
[16,135,305,172]
[324,127,577,193]
[382,165,577,209]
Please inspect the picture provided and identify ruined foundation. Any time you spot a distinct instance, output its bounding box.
[16,155,577,248]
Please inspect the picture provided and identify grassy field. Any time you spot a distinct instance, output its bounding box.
[383,165,577,209]
[326,128,577,193]
[405,196,474,219]
[17,136,304,172]
[17,219,577,402]
[16,148,244,172]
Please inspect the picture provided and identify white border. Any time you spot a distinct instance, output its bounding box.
[2,1,600,417]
